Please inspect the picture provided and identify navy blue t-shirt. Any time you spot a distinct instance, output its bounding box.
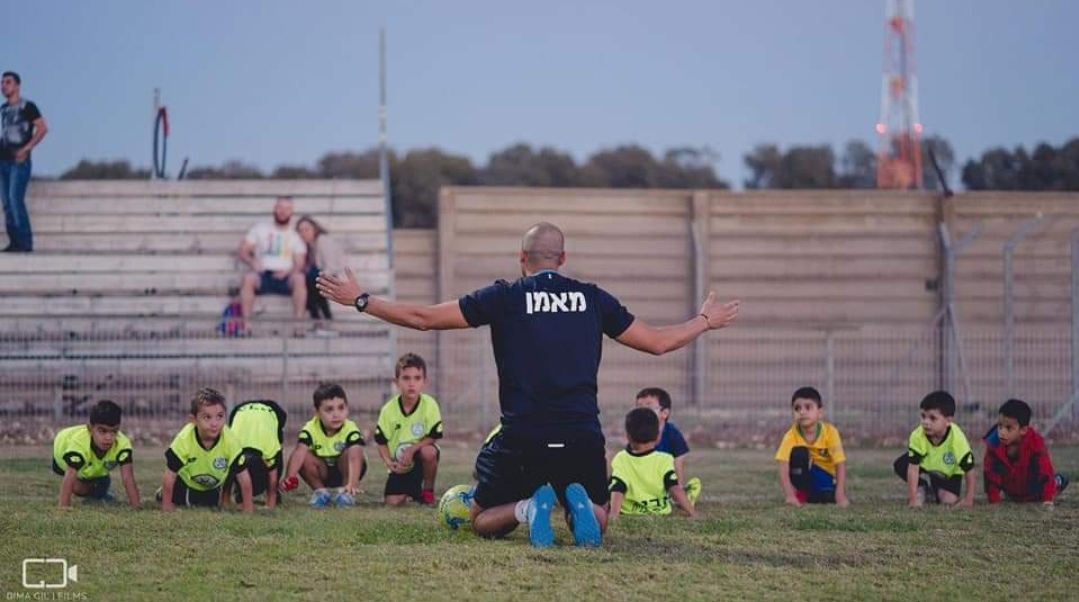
[458,270,634,440]
[655,421,690,458]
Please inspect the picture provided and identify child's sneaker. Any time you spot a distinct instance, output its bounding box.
[684,477,702,505]
[527,484,556,548]
[565,483,601,547]
[333,489,355,507]
[1056,474,1070,497]
[420,489,436,505]
[310,489,332,508]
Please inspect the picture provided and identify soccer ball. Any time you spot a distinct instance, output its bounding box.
[438,484,475,531]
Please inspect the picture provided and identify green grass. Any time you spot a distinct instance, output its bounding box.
[2,445,1078,601]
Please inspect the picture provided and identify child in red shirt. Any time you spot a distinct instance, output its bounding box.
[983,398,1068,506]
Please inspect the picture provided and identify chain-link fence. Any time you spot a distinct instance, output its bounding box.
[2,319,1074,447]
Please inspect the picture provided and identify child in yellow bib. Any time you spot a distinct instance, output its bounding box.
[374,353,443,506]
[161,388,253,512]
[280,383,366,508]
[608,407,696,522]
[52,400,140,508]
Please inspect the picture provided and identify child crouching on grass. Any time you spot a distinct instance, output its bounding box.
[160,387,253,513]
[52,399,140,509]
[983,398,1068,506]
[608,407,696,522]
[775,386,849,507]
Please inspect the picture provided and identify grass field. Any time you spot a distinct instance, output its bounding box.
[2,444,1078,601]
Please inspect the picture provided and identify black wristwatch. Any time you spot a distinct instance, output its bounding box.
[353,293,370,313]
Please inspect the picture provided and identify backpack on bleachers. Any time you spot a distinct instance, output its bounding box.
[218,300,245,337]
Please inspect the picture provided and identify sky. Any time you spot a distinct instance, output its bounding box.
[6,1,1077,188]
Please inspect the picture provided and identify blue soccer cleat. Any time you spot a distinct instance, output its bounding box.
[310,489,332,508]
[333,490,355,507]
[565,483,601,547]
[528,484,556,548]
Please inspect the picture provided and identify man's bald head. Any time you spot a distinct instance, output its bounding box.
[520,222,565,272]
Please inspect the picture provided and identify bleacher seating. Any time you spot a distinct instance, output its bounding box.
[0,180,396,418]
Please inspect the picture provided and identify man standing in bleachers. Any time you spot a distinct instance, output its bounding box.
[0,71,47,253]
[237,196,308,333]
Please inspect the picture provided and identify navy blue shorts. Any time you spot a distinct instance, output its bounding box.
[258,271,293,295]
[473,430,608,510]
[893,454,963,498]
[385,446,440,500]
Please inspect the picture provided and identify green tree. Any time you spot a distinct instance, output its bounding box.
[743,144,781,189]
[392,148,478,228]
[837,140,877,189]
[59,159,150,180]
[744,144,837,189]
[584,145,662,188]
[961,137,1079,190]
[657,147,730,189]
[185,160,264,179]
[270,164,316,179]
[481,143,581,187]
[316,150,383,179]
[921,135,956,191]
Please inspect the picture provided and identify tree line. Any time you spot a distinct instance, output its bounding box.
[57,136,1079,228]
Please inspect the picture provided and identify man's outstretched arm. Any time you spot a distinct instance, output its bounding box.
[616,292,738,355]
[317,268,470,331]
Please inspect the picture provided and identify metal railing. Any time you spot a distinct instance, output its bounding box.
[1,318,1073,445]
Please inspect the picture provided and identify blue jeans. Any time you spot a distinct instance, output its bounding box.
[0,159,33,250]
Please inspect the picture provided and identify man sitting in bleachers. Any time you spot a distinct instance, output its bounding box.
[237,196,307,333]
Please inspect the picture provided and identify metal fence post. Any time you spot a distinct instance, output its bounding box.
[938,222,982,400]
[479,328,490,433]
[825,330,836,414]
[1073,229,1079,419]
[53,385,63,420]
[1002,214,1043,399]
[939,223,956,394]
[280,327,289,407]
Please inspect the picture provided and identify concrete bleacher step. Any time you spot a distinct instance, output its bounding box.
[0,269,391,298]
[25,231,390,254]
[27,214,384,235]
[0,253,388,273]
[0,330,392,358]
[0,354,389,376]
[30,195,385,216]
[0,294,392,317]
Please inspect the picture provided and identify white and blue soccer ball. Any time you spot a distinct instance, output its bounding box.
[438,484,475,531]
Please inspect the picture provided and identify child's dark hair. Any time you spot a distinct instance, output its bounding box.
[999,398,1032,427]
[395,352,427,379]
[2,71,20,85]
[920,390,956,417]
[190,387,226,415]
[313,382,348,408]
[635,387,672,411]
[625,407,660,445]
[791,386,822,407]
[89,400,122,427]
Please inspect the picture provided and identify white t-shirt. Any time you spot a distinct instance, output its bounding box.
[244,222,306,272]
